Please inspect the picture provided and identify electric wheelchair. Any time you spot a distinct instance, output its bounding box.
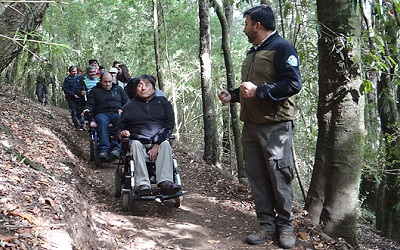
[114,137,183,211]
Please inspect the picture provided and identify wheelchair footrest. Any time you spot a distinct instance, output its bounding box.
[132,185,182,200]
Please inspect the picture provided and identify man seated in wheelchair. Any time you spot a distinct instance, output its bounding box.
[116,75,181,196]
[82,72,129,159]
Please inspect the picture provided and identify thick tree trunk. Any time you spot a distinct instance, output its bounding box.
[0,3,48,72]
[306,0,364,246]
[199,0,219,167]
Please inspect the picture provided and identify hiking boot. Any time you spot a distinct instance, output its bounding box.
[245,229,277,245]
[279,231,296,249]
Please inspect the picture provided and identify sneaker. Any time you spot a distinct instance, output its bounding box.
[279,231,296,249]
[98,151,108,159]
[245,229,277,245]
[158,181,181,195]
[137,185,151,196]
[110,149,120,158]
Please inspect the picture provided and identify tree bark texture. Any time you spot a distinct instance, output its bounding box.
[0,3,48,73]
[199,0,219,166]
[211,0,244,177]
[306,0,364,246]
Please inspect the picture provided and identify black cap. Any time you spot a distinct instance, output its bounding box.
[88,59,98,64]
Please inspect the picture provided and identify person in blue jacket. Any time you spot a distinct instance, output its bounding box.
[62,66,84,130]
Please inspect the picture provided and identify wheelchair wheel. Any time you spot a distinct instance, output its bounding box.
[114,164,123,197]
[174,197,181,208]
[122,192,130,211]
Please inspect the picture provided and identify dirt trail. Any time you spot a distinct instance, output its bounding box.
[1,95,399,250]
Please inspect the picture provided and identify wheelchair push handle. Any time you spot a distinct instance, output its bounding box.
[121,136,130,155]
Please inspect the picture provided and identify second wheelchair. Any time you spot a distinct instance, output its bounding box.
[84,111,119,167]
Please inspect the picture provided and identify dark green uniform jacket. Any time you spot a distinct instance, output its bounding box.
[230,31,302,124]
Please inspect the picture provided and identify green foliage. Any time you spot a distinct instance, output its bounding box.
[9,0,315,184]
[360,79,373,94]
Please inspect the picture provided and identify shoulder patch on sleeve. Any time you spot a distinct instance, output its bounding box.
[287,55,299,67]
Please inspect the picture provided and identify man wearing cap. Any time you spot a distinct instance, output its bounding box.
[108,67,121,87]
[116,75,180,196]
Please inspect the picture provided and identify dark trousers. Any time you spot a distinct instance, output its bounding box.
[36,83,49,103]
[242,121,294,233]
[66,97,82,129]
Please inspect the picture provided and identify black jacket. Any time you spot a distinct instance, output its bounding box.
[117,95,174,144]
[84,83,129,116]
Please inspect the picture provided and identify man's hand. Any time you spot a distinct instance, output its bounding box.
[148,144,159,161]
[117,109,123,115]
[218,90,231,103]
[81,109,89,117]
[241,81,257,98]
[119,130,130,140]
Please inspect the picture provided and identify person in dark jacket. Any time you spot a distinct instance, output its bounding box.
[36,57,54,104]
[83,72,129,159]
[62,66,84,130]
[218,5,301,249]
[116,75,180,196]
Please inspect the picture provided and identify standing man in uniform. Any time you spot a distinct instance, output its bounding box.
[36,57,54,104]
[218,5,302,249]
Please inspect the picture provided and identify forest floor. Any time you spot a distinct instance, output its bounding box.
[0,93,399,250]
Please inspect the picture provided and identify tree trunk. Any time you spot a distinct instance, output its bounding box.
[199,0,219,167]
[0,3,48,72]
[152,0,164,91]
[306,0,364,246]
[358,0,380,213]
[375,22,400,243]
[211,0,244,177]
